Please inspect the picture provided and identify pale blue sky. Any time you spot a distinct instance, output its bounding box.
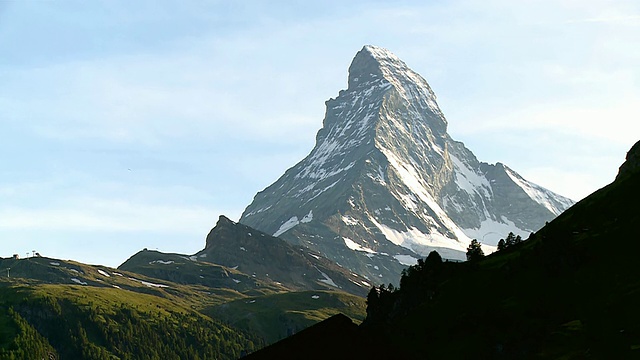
[1,0,638,267]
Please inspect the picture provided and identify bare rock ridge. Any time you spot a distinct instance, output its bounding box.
[617,139,640,179]
[197,215,368,295]
[240,45,574,284]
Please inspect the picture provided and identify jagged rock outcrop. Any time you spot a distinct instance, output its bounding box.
[617,140,640,179]
[196,216,368,296]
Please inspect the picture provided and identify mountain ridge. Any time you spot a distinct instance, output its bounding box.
[119,215,369,296]
[246,138,640,359]
[197,215,369,296]
[240,45,573,283]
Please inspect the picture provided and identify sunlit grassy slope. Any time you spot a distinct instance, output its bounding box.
[205,290,366,344]
[0,254,366,358]
[0,278,261,359]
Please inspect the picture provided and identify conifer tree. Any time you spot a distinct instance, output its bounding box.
[505,232,517,247]
[466,239,485,262]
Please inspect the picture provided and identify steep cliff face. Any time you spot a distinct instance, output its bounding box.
[617,140,640,179]
[240,45,573,283]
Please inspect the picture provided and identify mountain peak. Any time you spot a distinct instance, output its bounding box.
[362,44,399,58]
[348,45,407,90]
[216,215,235,226]
[240,45,574,283]
[347,46,385,90]
[359,45,404,68]
[346,45,446,135]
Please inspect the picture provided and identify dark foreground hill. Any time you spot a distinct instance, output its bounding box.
[246,140,640,359]
[243,313,410,360]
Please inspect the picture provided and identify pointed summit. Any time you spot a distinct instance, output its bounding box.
[240,46,573,283]
[216,214,235,226]
[347,45,397,89]
[346,45,446,135]
[348,45,419,88]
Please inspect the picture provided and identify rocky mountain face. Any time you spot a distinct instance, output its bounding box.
[240,45,574,284]
[196,216,368,296]
[247,140,640,360]
[119,248,283,294]
[120,216,369,296]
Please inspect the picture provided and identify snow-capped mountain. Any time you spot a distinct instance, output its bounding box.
[240,45,574,283]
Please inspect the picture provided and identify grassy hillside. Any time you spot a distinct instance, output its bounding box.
[205,290,366,344]
[0,279,262,359]
[0,256,367,358]
[0,256,247,308]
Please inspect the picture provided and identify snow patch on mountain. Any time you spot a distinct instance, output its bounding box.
[244,205,272,218]
[341,215,359,226]
[273,211,313,237]
[317,269,338,288]
[297,142,357,182]
[149,260,174,265]
[301,210,313,223]
[129,277,169,288]
[394,254,419,266]
[370,216,468,258]
[306,179,341,203]
[462,217,531,246]
[343,237,377,253]
[274,216,300,237]
[367,163,387,185]
[363,45,440,114]
[505,167,573,215]
[381,148,430,199]
[381,147,471,242]
[71,278,87,285]
[97,269,110,277]
[451,155,492,198]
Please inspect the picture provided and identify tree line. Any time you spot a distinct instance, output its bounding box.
[365,232,527,327]
[0,291,262,360]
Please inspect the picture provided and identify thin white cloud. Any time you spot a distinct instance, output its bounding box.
[566,15,640,24]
